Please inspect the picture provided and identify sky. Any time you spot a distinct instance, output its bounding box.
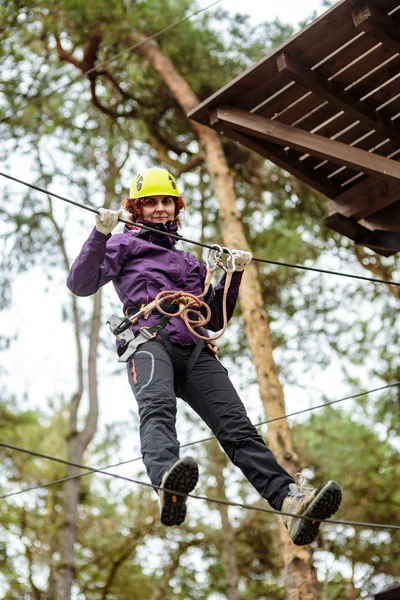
[202,0,327,27]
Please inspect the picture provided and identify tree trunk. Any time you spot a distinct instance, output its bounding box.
[209,439,241,600]
[55,434,83,597]
[132,32,320,599]
[52,152,117,599]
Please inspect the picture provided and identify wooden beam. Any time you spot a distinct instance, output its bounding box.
[276,52,400,145]
[353,4,400,55]
[210,105,400,181]
[327,176,400,220]
[214,121,337,197]
[325,212,399,256]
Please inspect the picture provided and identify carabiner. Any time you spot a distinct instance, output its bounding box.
[206,244,224,272]
[222,247,236,273]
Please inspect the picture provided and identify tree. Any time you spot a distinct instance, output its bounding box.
[1,1,399,598]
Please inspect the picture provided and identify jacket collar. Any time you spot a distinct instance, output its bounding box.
[125,219,179,248]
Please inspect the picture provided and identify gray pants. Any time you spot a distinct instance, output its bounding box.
[127,337,294,510]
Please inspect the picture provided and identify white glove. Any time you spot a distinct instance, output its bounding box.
[231,248,253,272]
[95,208,123,235]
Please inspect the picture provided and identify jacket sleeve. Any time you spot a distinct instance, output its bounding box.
[66,228,127,296]
[204,270,244,331]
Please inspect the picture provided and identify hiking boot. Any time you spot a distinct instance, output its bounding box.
[159,456,199,526]
[281,476,342,546]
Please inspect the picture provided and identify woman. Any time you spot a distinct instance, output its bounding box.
[67,167,341,545]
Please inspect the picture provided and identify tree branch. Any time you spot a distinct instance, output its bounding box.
[95,69,136,100]
[150,540,201,600]
[354,245,400,300]
[54,33,82,70]
[81,28,103,73]
[89,77,138,119]
[101,537,139,600]
[146,128,204,172]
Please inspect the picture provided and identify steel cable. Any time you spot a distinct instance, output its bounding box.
[1,381,399,533]
[0,439,399,531]
[1,171,399,288]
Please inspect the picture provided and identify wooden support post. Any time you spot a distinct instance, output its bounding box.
[353,4,400,55]
[210,105,400,181]
[276,52,400,144]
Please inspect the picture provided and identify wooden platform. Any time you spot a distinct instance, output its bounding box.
[188,0,400,256]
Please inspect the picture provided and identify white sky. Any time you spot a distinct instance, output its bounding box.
[203,0,327,26]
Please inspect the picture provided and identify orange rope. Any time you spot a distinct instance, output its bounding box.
[153,270,233,342]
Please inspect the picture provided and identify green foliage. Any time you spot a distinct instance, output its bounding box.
[1,0,400,597]
[293,408,400,596]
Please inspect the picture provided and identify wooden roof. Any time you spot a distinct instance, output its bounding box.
[374,586,400,600]
[188,0,400,256]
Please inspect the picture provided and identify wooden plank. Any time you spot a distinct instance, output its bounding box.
[364,198,400,230]
[275,54,400,130]
[258,35,383,122]
[325,213,400,255]
[353,4,400,55]
[252,108,399,185]
[273,89,400,180]
[213,122,337,197]
[274,58,400,135]
[189,0,400,125]
[281,85,400,179]
[312,32,389,83]
[276,52,400,144]
[236,5,386,113]
[329,50,400,104]
[297,111,400,180]
[293,121,398,179]
[210,105,400,180]
[326,174,400,218]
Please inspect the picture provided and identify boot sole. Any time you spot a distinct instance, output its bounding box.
[160,458,199,527]
[291,481,342,546]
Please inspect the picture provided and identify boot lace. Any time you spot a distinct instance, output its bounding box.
[288,472,314,497]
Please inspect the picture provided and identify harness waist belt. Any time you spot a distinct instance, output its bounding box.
[107,310,173,363]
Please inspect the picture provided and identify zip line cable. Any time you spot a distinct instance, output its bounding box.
[0,439,399,531]
[0,0,223,124]
[1,170,400,288]
[181,381,400,447]
[1,381,399,505]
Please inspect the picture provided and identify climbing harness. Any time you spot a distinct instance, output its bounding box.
[107,245,236,363]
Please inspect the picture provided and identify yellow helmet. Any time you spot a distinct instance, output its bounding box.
[129,168,180,199]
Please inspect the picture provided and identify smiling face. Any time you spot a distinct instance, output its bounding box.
[140,195,176,224]
[121,193,185,226]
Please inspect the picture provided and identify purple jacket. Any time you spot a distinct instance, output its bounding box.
[67,219,243,346]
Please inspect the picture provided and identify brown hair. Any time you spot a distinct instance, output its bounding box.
[121,196,186,227]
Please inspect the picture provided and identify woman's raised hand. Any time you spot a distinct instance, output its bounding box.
[231,249,253,272]
[95,208,123,235]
